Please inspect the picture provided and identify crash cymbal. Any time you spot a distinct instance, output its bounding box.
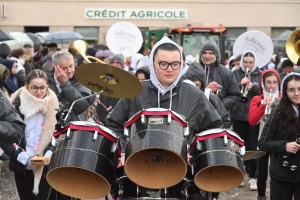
[75,63,142,98]
[242,150,266,161]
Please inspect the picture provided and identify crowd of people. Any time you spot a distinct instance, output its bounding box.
[0,33,299,200]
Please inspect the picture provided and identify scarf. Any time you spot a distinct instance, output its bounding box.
[10,86,58,195]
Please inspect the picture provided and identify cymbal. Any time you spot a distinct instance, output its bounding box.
[242,150,266,161]
[75,63,142,98]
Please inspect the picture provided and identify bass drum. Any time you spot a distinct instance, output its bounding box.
[124,108,189,189]
[47,121,121,199]
[190,129,245,192]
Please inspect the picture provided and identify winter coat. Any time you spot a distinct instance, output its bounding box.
[47,69,94,122]
[106,80,223,152]
[258,107,300,183]
[0,89,25,143]
[199,40,241,110]
[182,62,231,128]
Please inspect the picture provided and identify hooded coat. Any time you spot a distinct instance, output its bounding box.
[2,60,19,95]
[106,37,223,151]
[199,40,241,110]
[182,62,231,128]
[232,51,262,121]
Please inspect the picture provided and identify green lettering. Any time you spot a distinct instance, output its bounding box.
[130,11,137,18]
[109,11,116,18]
[165,11,172,18]
[138,11,145,18]
[94,10,101,18]
[173,11,179,18]
[121,11,126,17]
[102,9,107,18]
[86,10,93,18]
[146,11,152,18]
[157,11,163,18]
[180,11,185,18]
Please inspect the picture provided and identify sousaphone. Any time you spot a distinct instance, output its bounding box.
[286,28,300,64]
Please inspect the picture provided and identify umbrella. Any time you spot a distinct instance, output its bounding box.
[26,32,42,50]
[0,30,13,42]
[94,44,108,50]
[44,30,84,45]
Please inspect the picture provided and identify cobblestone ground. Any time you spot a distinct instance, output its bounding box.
[0,160,270,200]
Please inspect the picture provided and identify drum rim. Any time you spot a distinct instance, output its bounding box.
[194,128,243,142]
[68,121,118,137]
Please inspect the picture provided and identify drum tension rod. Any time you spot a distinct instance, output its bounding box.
[141,114,145,124]
[66,128,71,138]
[223,135,228,146]
[93,131,98,141]
[167,114,171,124]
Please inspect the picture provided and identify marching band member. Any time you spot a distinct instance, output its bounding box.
[259,72,300,200]
[248,69,281,200]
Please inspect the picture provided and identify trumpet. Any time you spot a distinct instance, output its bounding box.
[264,89,275,120]
[241,68,250,102]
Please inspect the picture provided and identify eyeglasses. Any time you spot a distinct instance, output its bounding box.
[30,85,47,93]
[287,88,300,94]
[158,61,181,70]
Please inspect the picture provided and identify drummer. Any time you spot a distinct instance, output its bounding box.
[106,36,223,152]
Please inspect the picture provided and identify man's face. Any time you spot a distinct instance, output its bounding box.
[283,66,293,74]
[154,49,181,89]
[202,50,215,65]
[110,60,123,69]
[58,59,75,79]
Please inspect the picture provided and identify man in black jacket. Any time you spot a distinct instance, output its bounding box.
[47,50,94,123]
[199,40,241,112]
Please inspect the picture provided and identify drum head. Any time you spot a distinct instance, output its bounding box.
[47,167,110,199]
[194,164,244,192]
[125,148,187,189]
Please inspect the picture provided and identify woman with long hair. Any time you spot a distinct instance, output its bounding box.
[258,72,300,200]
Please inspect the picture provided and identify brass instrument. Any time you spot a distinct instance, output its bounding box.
[264,89,275,120]
[286,28,300,65]
[241,68,250,102]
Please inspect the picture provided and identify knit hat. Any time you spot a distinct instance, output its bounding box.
[281,59,294,69]
[0,43,11,59]
[33,51,43,62]
[109,54,125,69]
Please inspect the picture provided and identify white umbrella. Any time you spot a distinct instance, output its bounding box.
[44,30,84,47]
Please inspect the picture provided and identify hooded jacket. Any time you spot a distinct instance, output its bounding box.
[2,60,19,94]
[199,40,241,110]
[258,72,300,183]
[106,37,223,151]
[232,51,262,121]
[47,69,94,122]
[182,62,231,128]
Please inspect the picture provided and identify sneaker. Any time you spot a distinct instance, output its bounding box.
[248,179,257,191]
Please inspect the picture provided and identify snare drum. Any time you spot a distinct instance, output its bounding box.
[47,121,121,199]
[124,108,189,189]
[111,176,190,200]
[190,129,245,192]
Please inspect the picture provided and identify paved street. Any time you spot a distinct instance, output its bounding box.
[0,159,270,200]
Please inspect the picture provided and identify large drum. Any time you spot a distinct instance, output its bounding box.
[111,176,190,200]
[47,121,121,199]
[124,108,189,189]
[190,129,245,192]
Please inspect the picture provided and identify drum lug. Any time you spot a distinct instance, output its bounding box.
[93,131,98,141]
[51,137,57,147]
[196,141,202,151]
[66,128,71,138]
[167,114,171,124]
[240,146,245,156]
[184,126,189,136]
[124,128,129,137]
[111,143,117,153]
[223,135,228,145]
[191,164,194,175]
[141,114,145,124]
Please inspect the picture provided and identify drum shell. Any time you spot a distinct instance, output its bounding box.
[193,137,244,173]
[47,129,119,198]
[126,115,187,160]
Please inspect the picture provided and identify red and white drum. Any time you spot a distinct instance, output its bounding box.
[190,128,245,192]
[124,108,189,189]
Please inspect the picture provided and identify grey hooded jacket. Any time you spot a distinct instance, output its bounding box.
[199,40,241,110]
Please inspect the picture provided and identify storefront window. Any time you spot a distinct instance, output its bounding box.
[271,27,295,54]
[225,27,247,56]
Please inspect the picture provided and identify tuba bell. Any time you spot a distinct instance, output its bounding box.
[286,28,300,65]
[69,40,105,64]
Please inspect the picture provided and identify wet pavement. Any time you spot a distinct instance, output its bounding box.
[0,159,270,200]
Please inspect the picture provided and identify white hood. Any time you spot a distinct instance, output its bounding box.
[240,51,259,73]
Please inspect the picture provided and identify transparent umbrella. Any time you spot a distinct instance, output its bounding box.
[0,30,13,42]
[44,30,84,47]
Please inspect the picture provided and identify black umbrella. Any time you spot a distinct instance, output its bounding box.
[0,30,13,42]
[26,32,42,50]
[93,44,109,50]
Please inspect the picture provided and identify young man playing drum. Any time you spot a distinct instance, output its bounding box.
[106,36,223,199]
